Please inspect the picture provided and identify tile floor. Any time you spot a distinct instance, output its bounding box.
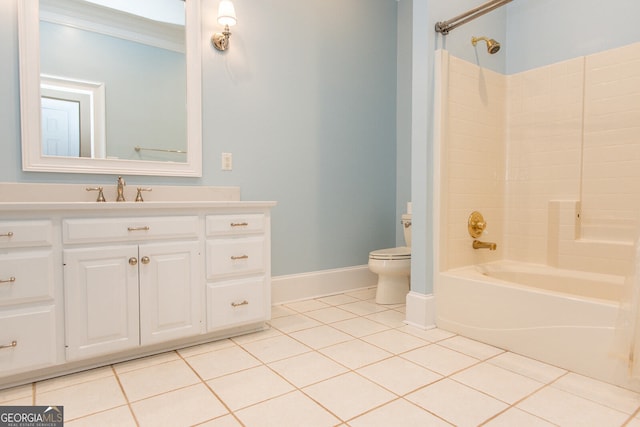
[2,287,640,426]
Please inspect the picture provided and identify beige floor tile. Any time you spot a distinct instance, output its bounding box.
[117,359,200,402]
[402,344,478,376]
[36,376,127,421]
[176,338,236,358]
[114,351,180,374]
[349,398,451,427]
[357,357,442,395]
[131,383,228,427]
[235,391,339,427]
[304,306,358,323]
[240,334,311,363]
[229,326,282,345]
[289,325,353,349]
[452,363,544,404]
[197,414,243,426]
[36,366,115,394]
[331,317,390,338]
[552,372,640,414]
[283,299,330,313]
[320,339,391,370]
[206,366,294,411]
[406,378,508,426]
[186,345,261,380]
[398,326,456,342]
[65,405,136,427]
[517,386,629,426]
[303,372,395,421]
[339,301,388,316]
[268,351,348,388]
[316,294,360,306]
[364,310,408,328]
[0,383,32,403]
[271,304,297,318]
[268,313,321,333]
[438,335,504,360]
[483,407,555,427]
[361,329,428,354]
[488,351,567,384]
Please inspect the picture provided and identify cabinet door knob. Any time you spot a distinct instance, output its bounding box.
[141,256,151,264]
[129,257,138,266]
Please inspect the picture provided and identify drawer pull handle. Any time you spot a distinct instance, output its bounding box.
[230,222,249,227]
[0,341,17,350]
[0,277,16,284]
[231,300,249,307]
[0,232,14,238]
[127,226,150,232]
[231,255,249,260]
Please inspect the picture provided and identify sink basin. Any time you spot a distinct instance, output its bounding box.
[0,182,240,203]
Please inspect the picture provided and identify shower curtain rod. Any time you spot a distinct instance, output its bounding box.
[435,0,513,35]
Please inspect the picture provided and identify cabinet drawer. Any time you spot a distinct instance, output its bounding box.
[63,216,199,244]
[206,214,265,236]
[206,237,265,279]
[207,278,268,331]
[0,220,53,249]
[0,250,55,306]
[0,305,57,375]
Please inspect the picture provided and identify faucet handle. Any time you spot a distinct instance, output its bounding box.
[86,187,106,202]
[135,187,152,202]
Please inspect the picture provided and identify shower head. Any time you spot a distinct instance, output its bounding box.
[472,36,501,54]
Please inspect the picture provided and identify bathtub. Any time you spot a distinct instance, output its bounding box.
[436,260,638,391]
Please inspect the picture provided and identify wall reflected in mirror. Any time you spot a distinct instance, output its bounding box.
[39,0,187,163]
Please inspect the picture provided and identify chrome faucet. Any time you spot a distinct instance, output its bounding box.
[473,240,497,251]
[116,176,126,202]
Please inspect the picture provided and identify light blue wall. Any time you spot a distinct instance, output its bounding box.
[506,0,640,74]
[0,0,398,277]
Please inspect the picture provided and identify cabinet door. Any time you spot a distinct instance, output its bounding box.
[139,241,201,345]
[64,246,140,360]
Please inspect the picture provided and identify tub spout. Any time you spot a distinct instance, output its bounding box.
[473,240,497,250]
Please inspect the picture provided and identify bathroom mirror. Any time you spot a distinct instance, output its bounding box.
[18,0,202,176]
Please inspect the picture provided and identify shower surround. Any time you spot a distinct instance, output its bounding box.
[435,42,640,390]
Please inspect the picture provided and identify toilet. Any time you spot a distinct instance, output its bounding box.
[368,213,411,304]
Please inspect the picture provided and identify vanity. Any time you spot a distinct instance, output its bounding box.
[0,183,276,389]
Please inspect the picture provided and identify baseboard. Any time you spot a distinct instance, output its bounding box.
[272,265,377,305]
[405,291,436,329]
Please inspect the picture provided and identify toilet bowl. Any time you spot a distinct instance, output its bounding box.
[368,213,411,304]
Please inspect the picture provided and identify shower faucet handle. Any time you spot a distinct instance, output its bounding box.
[468,211,487,238]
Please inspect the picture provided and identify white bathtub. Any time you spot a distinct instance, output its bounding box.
[436,260,638,391]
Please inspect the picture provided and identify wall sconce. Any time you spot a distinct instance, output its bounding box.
[212,0,237,51]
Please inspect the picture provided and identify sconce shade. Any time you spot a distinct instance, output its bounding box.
[217,1,237,27]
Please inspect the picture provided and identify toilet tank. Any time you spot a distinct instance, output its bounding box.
[402,214,412,247]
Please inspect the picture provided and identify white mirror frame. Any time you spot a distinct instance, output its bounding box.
[17,0,202,177]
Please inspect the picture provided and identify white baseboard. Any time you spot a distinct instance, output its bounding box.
[405,291,436,329]
[272,265,378,305]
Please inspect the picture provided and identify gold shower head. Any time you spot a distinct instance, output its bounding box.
[471,36,501,54]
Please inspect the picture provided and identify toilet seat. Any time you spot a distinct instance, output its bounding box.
[369,246,411,261]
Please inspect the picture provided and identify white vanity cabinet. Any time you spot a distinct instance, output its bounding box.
[205,214,270,331]
[62,217,202,360]
[0,194,275,389]
[0,220,58,376]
